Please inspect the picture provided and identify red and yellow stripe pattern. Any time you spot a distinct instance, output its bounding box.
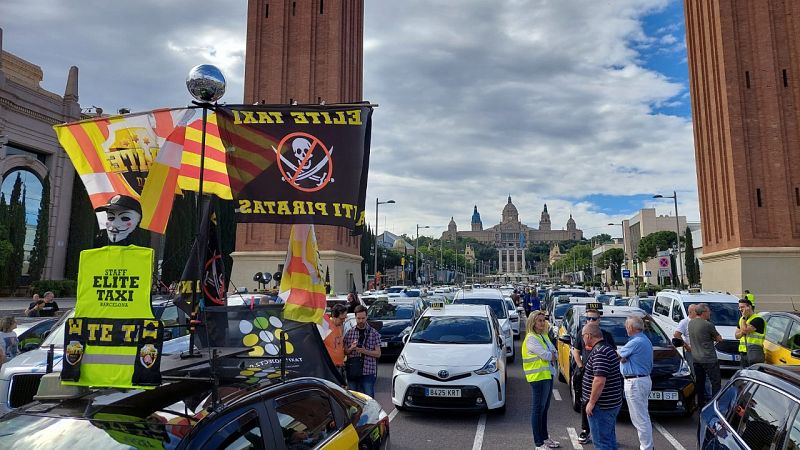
[279,224,327,323]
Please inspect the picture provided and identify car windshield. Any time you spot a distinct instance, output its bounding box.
[452,298,507,319]
[554,303,571,319]
[505,300,515,311]
[685,301,740,327]
[368,303,414,320]
[387,287,405,293]
[410,316,492,344]
[578,315,670,347]
[636,299,654,314]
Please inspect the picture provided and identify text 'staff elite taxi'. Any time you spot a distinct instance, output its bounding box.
[0,376,390,450]
[392,302,507,412]
[556,304,695,415]
[699,365,800,450]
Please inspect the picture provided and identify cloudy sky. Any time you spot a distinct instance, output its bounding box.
[0,0,697,241]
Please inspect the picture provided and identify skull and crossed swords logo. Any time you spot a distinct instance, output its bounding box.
[273,132,334,193]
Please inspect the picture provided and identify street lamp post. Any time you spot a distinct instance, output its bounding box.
[415,224,431,285]
[374,198,396,288]
[653,191,684,287]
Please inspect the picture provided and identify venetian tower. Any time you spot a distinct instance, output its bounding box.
[231,0,365,293]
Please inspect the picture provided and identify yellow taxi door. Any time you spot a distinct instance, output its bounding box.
[320,424,359,450]
[763,315,800,365]
[557,323,570,382]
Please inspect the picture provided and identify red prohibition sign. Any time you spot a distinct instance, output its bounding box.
[276,132,334,193]
[658,257,670,267]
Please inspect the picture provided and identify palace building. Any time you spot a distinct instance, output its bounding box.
[441,196,582,273]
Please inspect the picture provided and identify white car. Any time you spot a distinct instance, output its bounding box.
[504,298,520,338]
[452,288,515,362]
[392,303,507,412]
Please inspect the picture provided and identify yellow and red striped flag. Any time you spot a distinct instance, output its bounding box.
[54,108,233,234]
[278,224,327,323]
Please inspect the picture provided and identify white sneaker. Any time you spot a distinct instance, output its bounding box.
[535,446,549,450]
[544,439,561,448]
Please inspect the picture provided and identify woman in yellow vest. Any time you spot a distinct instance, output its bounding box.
[523,310,560,449]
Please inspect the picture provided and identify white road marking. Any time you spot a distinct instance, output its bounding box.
[654,422,687,450]
[553,389,562,401]
[472,414,487,450]
[388,408,399,422]
[566,427,584,450]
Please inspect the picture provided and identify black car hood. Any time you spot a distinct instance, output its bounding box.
[651,347,682,377]
[371,319,411,336]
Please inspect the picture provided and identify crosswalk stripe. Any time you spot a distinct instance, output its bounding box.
[553,389,562,401]
[654,422,686,450]
[566,427,584,450]
[388,408,399,422]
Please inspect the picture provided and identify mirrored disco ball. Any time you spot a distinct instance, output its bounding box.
[186,64,226,102]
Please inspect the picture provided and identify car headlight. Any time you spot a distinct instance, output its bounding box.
[395,355,415,374]
[475,357,499,375]
[673,357,691,377]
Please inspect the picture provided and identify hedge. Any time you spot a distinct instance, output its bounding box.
[31,279,77,297]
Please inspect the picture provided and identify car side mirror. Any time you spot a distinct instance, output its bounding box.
[791,349,800,359]
[402,334,410,344]
[559,334,571,345]
[672,337,684,348]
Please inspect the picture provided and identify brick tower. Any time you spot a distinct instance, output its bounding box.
[231,0,365,294]
[684,0,800,308]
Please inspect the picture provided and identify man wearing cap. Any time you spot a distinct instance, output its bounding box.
[95,195,142,245]
[736,298,765,367]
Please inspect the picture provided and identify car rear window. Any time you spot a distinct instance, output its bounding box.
[685,301,740,327]
[410,316,492,344]
[368,303,414,320]
[578,315,670,347]
[452,298,507,319]
[554,304,571,319]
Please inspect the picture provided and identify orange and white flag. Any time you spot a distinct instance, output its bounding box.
[278,224,327,323]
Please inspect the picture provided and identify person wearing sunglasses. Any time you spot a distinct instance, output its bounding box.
[570,308,616,445]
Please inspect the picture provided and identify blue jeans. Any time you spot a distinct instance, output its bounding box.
[348,373,377,398]
[587,405,620,450]
[530,378,553,446]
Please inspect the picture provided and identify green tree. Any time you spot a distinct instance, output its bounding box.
[4,175,26,289]
[590,233,613,244]
[360,225,374,281]
[683,226,698,285]
[0,194,12,270]
[216,198,236,287]
[28,174,50,282]
[65,176,96,279]
[637,230,679,262]
[601,248,625,283]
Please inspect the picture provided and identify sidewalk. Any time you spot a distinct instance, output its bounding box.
[0,297,76,313]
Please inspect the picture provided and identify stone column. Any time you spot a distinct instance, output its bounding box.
[512,248,518,273]
[522,248,526,273]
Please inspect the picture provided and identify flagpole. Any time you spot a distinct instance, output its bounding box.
[185,65,226,359]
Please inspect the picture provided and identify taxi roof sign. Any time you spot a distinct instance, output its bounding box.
[430,301,445,310]
[585,302,604,312]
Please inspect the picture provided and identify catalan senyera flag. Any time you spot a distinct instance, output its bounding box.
[278,224,327,323]
[54,108,232,234]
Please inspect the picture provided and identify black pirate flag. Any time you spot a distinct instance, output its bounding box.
[216,104,372,234]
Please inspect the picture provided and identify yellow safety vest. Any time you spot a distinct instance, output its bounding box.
[745,293,756,307]
[62,245,163,389]
[738,313,765,353]
[522,332,553,383]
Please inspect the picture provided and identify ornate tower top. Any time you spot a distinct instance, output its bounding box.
[448,216,457,231]
[567,213,576,231]
[502,196,519,223]
[539,203,552,231]
[471,205,483,231]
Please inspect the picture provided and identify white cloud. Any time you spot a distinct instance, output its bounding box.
[0,0,699,241]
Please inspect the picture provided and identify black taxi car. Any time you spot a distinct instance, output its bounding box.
[0,374,389,449]
[556,304,695,416]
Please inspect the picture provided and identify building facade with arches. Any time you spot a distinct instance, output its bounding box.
[0,28,81,281]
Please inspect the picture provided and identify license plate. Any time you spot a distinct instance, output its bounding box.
[649,391,679,401]
[380,342,388,347]
[425,388,461,397]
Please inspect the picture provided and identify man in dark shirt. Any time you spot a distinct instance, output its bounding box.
[736,298,765,367]
[25,291,59,317]
[571,307,616,444]
[582,322,623,450]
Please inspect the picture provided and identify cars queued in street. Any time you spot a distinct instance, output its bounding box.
[452,288,515,362]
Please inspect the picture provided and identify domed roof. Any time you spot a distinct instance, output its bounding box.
[502,195,518,222]
[471,205,482,224]
[567,214,575,225]
[448,216,456,226]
